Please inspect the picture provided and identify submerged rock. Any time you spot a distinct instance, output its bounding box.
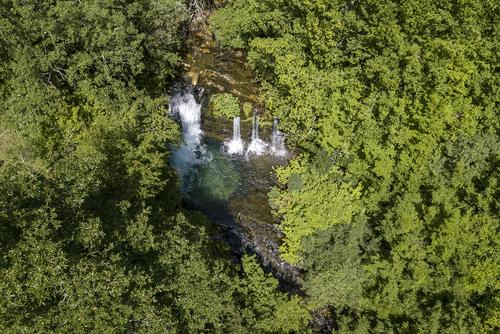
[229,192,275,225]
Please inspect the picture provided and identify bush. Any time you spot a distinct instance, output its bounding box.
[211,93,240,118]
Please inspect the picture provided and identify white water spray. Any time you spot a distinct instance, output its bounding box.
[226,116,245,154]
[170,88,208,176]
[246,113,268,156]
[270,118,287,157]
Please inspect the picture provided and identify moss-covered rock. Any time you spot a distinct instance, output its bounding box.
[243,102,253,118]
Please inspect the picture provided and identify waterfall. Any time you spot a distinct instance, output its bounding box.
[246,113,268,156]
[226,116,245,154]
[252,113,258,140]
[170,87,208,180]
[270,118,287,157]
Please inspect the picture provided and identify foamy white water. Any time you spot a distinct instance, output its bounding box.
[226,116,245,154]
[246,113,268,156]
[170,89,207,176]
[270,118,287,157]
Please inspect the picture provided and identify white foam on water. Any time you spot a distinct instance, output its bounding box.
[170,89,208,177]
[270,118,287,157]
[245,113,268,157]
[225,117,245,155]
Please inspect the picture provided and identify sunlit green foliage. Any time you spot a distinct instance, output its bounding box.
[211,93,241,118]
[213,0,499,332]
[270,154,363,263]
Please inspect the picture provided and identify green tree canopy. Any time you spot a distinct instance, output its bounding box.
[0,1,310,332]
[213,0,499,332]
[211,93,241,118]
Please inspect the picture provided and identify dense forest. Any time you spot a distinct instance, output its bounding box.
[0,1,309,332]
[0,0,498,333]
[212,0,499,332]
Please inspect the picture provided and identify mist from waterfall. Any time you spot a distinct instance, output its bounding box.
[270,118,287,157]
[225,117,245,155]
[170,88,208,180]
[246,113,268,156]
[170,86,287,166]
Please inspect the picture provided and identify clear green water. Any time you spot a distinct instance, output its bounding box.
[181,138,280,223]
[189,142,241,202]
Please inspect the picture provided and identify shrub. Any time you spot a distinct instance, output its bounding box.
[211,93,240,118]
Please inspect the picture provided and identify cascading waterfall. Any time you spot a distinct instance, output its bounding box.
[225,116,245,154]
[246,113,268,156]
[270,118,287,157]
[167,33,303,298]
[170,87,208,181]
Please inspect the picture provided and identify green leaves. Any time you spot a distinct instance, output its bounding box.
[211,0,289,49]
[213,0,500,332]
[238,255,312,333]
[210,93,241,118]
[271,155,363,263]
[0,2,312,333]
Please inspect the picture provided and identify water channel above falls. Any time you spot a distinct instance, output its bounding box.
[169,83,300,285]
